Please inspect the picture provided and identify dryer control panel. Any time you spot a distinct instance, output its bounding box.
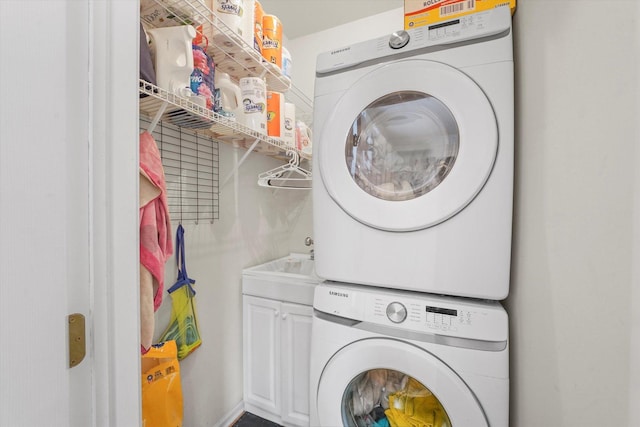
[314,282,508,343]
[316,5,512,75]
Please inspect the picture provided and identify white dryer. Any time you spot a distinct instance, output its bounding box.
[310,282,509,427]
[312,6,514,299]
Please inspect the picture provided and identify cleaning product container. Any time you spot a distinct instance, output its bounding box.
[282,46,292,80]
[262,14,282,68]
[146,25,197,96]
[213,71,242,120]
[239,77,267,134]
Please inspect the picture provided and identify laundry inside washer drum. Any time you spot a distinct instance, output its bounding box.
[342,368,452,427]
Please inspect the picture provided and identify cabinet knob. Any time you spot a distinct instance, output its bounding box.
[274,310,280,317]
[282,313,288,320]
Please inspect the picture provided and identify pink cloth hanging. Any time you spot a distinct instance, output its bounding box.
[139,131,173,352]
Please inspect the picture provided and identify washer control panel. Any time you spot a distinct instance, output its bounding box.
[385,302,407,323]
[314,283,508,342]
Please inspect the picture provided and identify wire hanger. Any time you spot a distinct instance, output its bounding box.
[257,149,312,190]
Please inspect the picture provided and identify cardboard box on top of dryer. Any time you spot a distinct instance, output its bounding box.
[404,0,516,30]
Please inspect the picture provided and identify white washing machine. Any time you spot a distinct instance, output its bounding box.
[309,282,509,427]
[312,6,514,300]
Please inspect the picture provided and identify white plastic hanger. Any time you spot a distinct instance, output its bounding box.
[257,149,312,190]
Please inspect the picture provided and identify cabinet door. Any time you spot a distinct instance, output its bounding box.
[280,303,313,427]
[243,296,281,415]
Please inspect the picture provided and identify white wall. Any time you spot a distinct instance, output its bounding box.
[631,4,640,422]
[153,144,312,426]
[508,2,638,425]
[287,8,405,100]
[287,2,640,426]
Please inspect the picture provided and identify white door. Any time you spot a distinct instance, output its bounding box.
[281,303,313,427]
[316,339,488,426]
[0,1,139,426]
[317,60,498,231]
[243,296,282,415]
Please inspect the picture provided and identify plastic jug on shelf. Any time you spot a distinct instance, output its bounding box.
[213,72,242,121]
[146,25,197,97]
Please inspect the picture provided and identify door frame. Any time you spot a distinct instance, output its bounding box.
[90,0,140,424]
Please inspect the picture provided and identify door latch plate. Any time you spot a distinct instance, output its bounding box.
[68,313,86,368]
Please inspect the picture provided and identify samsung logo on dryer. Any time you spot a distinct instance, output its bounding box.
[330,47,351,55]
[329,290,350,298]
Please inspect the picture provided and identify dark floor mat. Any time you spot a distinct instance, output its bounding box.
[231,412,282,427]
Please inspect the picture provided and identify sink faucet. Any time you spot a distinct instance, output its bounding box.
[305,237,314,260]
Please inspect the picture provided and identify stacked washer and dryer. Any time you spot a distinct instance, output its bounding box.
[309,6,514,427]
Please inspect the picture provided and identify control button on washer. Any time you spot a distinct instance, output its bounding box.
[389,30,410,49]
[386,302,407,323]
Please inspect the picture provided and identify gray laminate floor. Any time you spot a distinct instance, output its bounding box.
[231,412,282,427]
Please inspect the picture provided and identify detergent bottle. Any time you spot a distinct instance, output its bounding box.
[213,72,242,121]
[146,25,197,97]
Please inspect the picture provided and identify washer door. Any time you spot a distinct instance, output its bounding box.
[318,59,497,231]
[316,339,488,426]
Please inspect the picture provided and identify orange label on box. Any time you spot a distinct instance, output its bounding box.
[404,0,516,30]
[267,91,283,137]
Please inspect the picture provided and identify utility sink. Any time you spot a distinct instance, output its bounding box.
[242,253,320,306]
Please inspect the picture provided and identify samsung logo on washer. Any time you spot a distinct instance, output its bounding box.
[331,47,351,55]
[329,290,350,298]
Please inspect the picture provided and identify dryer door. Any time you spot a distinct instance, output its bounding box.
[318,59,497,231]
[316,338,488,427]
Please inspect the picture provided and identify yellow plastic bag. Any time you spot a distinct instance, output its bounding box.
[141,340,183,427]
[385,378,451,427]
[159,224,202,360]
[160,282,202,360]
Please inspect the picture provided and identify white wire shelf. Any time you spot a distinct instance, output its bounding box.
[141,0,313,123]
[139,80,310,161]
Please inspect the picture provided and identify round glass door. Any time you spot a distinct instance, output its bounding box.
[316,339,488,426]
[342,368,452,427]
[318,59,498,231]
[346,91,459,202]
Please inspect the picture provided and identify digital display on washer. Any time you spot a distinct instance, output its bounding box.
[428,19,460,31]
[425,306,458,317]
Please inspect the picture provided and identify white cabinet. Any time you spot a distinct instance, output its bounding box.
[280,302,313,426]
[243,295,312,427]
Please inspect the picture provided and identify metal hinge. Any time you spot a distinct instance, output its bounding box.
[68,313,86,368]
